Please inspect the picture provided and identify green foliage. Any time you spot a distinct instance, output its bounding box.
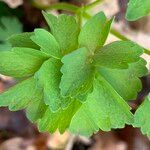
[79,12,107,51]
[35,58,72,112]
[0,16,22,51]
[0,11,147,136]
[9,32,39,49]
[31,29,61,59]
[126,0,150,21]
[0,47,49,77]
[60,47,94,98]
[42,11,80,55]
[123,0,150,136]
[93,41,143,69]
[38,100,81,133]
[98,59,147,100]
[133,94,150,137]
[0,77,39,111]
[70,74,133,136]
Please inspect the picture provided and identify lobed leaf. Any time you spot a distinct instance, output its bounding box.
[35,58,72,112]
[0,77,41,111]
[31,29,61,59]
[60,47,94,98]
[42,11,80,54]
[0,11,147,137]
[98,18,114,48]
[38,100,81,133]
[26,97,48,123]
[98,58,147,100]
[69,74,134,136]
[0,47,49,77]
[94,41,143,69]
[9,32,40,49]
[133,94,150,137]
[126,0,150,21]
[0,16,22,41]
[0,16,22,51]
[78,12,112,52]
[42,11,57,32]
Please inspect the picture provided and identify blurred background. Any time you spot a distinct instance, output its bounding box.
[0,0,150,149]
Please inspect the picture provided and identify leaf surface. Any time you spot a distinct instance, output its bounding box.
[69,74,134,136]
[9,32,40,49]
[38,100,81,133]
[43,12,80,54]
[35,58,72,111]
[126,0,150,21]
[26,97,48,122]
[31,29,61,58]
[98,58,147,100]
[0,77,41,111]
[79,12,112,52]
[0,42,11,51]
[0,16,22,41]
[133,95,150,137]
[60,47,94,97]
[0,16,22,51]
[94,41,143,69]
[0,47,49,77]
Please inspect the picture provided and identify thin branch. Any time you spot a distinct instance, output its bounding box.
[144,49,150,55]
[84,0,104,11]
[110,29,128,41]
[31,1,80,13]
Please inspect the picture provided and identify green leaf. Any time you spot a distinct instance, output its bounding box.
[133,94,150,137]
[0,77,41,111]
[69,74,133,136]
[78,12,112,52]
[99,18,114,47]
[0,47,49,77]
[0,16,22,51]
[98,59,147,100]
[38,100,81,133]
[126,0,150,21]
[35,58,61,111]
[42,12,80,54]
[60,47,94,97]
[35,58,72,112]
[26,97,48,123]
[8,32,40,49]
[31,29,61,59]
[74,85,93,102]
[42,11,57,32]
[94,41,143,69]
[0,16,22,41]
[0,77,47,122]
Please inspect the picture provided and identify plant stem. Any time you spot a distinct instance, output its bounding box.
[84,0,104,11]
[31,1,80,13]
[82,12,91,19]
[144,49,150,55]
[76,11,83,28]
[110,29,128,41]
